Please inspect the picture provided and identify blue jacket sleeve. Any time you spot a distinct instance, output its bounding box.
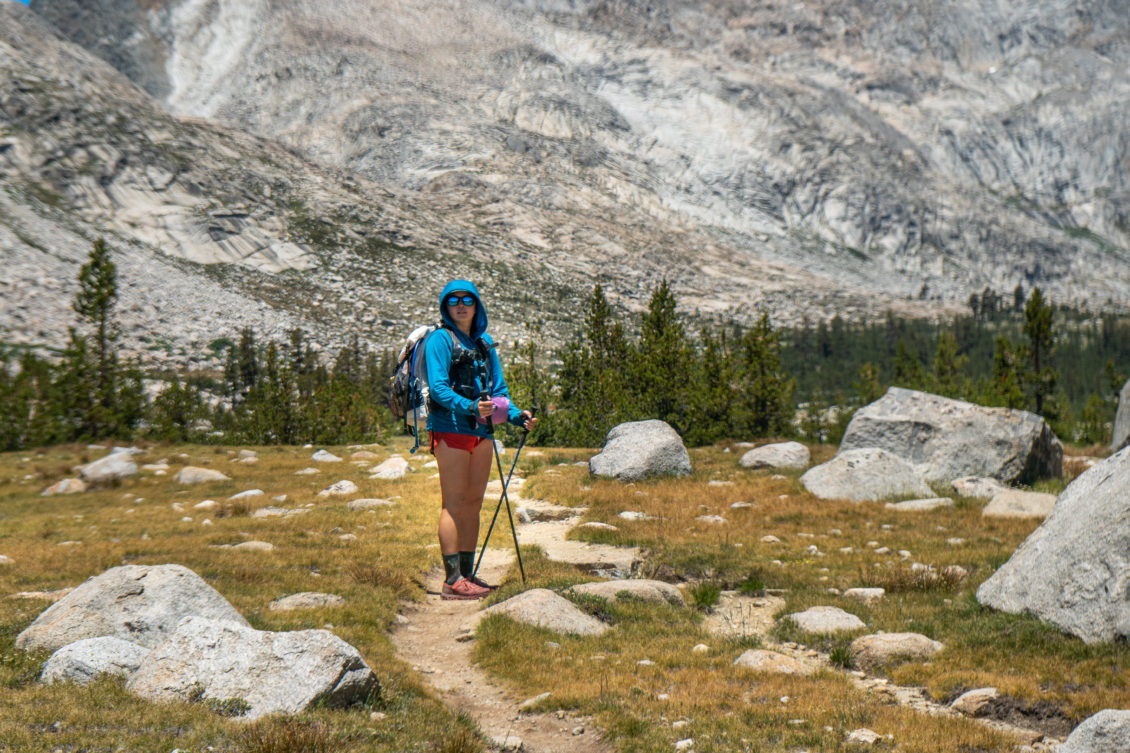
[425,330,477,416]
[484,336,525,427]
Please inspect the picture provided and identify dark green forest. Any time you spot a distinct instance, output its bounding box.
[2,241,1128,451]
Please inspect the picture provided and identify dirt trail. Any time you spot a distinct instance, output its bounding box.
[390,547,613,753]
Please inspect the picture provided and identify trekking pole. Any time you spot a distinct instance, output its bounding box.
[475,390,526,583]
[473,425,530,579]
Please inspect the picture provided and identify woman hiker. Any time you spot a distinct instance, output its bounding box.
[425,280,537,600]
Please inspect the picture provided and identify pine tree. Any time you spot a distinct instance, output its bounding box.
[633,279,692,433]
[892,338,927,389]
[734,313,794,437]
[1023,287,1056,415]
[930,331,969,398]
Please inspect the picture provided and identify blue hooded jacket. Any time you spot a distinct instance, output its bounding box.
[425,280,524,436]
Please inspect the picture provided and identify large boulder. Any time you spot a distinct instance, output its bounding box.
[1113,378,1130,452]
[800,448,933,502]
[1059,710,1130,753]
[977,447,1130,644]
[982,490,1058,519]
[739,441,810,470]
[126,617,377,719]
[589,420,691,481]
[839,387,1062,484]
[78,453,138,484]
[41,637,150,685]
[15,564,248,653]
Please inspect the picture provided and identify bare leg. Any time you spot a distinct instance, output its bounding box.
[435,438,495,554]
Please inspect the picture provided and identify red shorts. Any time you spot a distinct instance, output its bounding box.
[431,431,489,454]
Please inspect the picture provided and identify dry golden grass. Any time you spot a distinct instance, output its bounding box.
[0,439,489,752]
[2,439,1125,752]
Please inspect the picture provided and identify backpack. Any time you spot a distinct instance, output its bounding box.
[387,323,493,452]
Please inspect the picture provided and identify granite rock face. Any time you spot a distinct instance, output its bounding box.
[839,388,1063,484]
[7,0,1130,370]
[590,420,692,481]
[480,588,610,636]
[15,564,249,653]
[977,447,1130,644]
[126,617,377,720]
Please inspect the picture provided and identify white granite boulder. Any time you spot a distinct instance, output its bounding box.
[800,448,933,502]
[41,637,150,685]
[784,606,866,634]
[126,617,376,719]
[589,420,691,481]
[480,589,609,636]
[1113,378,1130,452]
[982,490,1058,519]
[174,467,232,484]
[839,387,1062,484]
[849,632,943,670]
[1059,709,1130,753]
[566,580,684,605]
[15,564,249,653]
[977,447,1130,643]
[950,687,999,715]
[739,441,810,471]
[79,453,138,484]
[311,449,342,463]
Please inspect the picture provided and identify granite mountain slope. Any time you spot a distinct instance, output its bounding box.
[5,0,1130,364]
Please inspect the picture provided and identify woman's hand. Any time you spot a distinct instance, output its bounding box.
[520,410,538,431]
[478,399,494,418]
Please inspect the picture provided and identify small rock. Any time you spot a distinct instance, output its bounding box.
[733,649,813,675]
[847,728,882,745]
[618,511,654,521]
[982,490,1058,519]
[269,592,346,611]
[843,588,885,605]
[311,450,342,462]
[370,456,410,479]
[579,521,618,531]
[348,498,395,511]
[518,691,551,711]
[174,467,231,484]
[885,497,954,512]
[193,499,218,510]
[232,541,274,552]
[784,606,866,634]
[317,480,359,498]
[228,489,264,500]
[950,687,998,715]
[41,478,87,496]
[675,739,694,751]
[295,467,320,475]
[691,643,709,654]
[761,535,781,544]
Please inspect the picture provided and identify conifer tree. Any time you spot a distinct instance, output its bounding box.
[1023,287,1056,415]
[892,339,927,389]
[734,312,794,437]
[930,330,969,398]
[633,279,691,433]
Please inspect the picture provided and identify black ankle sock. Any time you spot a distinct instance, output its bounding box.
[459,551,476,578]
[443,553,461,585]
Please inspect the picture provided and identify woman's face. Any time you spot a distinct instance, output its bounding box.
[446,292,476,329]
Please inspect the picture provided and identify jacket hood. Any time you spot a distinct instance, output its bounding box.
[440,280,487,340]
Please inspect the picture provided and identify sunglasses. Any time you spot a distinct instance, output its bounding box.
[446,294,475,307]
